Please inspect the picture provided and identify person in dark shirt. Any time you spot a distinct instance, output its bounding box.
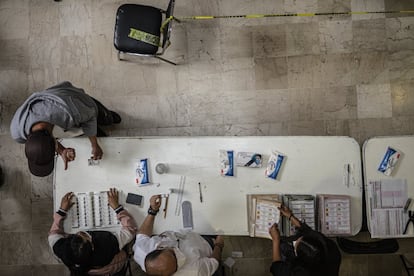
[49,188,137,276]
[269,205,341,276]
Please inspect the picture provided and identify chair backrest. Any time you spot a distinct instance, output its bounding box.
[161,0,176,49]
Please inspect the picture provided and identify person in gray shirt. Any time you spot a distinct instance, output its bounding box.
[10,81,121,177]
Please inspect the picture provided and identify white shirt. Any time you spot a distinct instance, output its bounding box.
[133,230,219,276]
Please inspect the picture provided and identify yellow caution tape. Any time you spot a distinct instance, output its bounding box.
[246,14,265,18]
[128,28,160,47]
[161,16,174,33]
[297,13,315,16]
[193,16,215,19]
[175,10,414,20]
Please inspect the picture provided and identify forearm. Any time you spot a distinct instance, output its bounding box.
[139,195,162,236]
[88,136,99,147]
[272,240,282,262]
[48,211,67,249]
[211,245,222,262]
[117,209,138,249]
[289,214,302,228]
[49,210,67,235]
[138,214,156,236]
[117,209,138,232]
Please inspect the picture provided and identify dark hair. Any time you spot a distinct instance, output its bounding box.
[64,235,93,275]
[145,249,179,276]
[145,249,164,269]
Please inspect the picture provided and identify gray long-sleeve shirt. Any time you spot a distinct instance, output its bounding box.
[10,81,98,143]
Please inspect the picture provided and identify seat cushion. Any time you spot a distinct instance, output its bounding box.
[114,4,162,55]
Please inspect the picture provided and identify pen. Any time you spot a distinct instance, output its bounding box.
[163,194,169,218]
[198,182,203,203]
[347,164,350,187]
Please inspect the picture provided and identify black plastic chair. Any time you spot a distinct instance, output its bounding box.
[113,0,180,65]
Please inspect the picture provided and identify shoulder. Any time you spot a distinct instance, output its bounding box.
[133,234,160,253]
[135,233,152,242]
[52,236,69,258]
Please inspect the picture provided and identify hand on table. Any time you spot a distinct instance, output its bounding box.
[107,188,120,209]
[150,195,162,211]
[91,144,103,160]
[60,192,74,211]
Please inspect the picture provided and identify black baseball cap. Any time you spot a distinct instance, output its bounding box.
[25,130,56,177]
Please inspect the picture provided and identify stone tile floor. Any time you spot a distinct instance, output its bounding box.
[1,0,414,275]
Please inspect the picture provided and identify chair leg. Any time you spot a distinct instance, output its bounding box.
[155,56,177,65]
[400,255,414,276]
[118,51,176,65]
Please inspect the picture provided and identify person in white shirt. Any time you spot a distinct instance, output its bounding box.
[133,195,224,276]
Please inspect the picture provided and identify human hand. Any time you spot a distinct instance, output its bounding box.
[60,148,76,170]
[91,144,103,160]
[269,223,280,241]
[214,235,224,249]
[150,195,162,211]
[60,192,74,211]
[107,188,119,209]
[278,205,293,218]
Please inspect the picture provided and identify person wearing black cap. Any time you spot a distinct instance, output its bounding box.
[268,205,341,276]
[10,81,121,177]
[49,188,137,276]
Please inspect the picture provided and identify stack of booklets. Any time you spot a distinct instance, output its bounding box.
[70,191,119,229]
[282,194,316,236]
[247,194,282,239]
[317,194,352,236]
[367,179,407,238]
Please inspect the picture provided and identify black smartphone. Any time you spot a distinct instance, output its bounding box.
[126,193,143,206]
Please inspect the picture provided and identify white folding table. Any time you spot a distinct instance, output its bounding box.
[363,135,414,238]
[53,136,363,235]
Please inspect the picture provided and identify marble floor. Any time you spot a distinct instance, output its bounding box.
[1,0,414,275]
